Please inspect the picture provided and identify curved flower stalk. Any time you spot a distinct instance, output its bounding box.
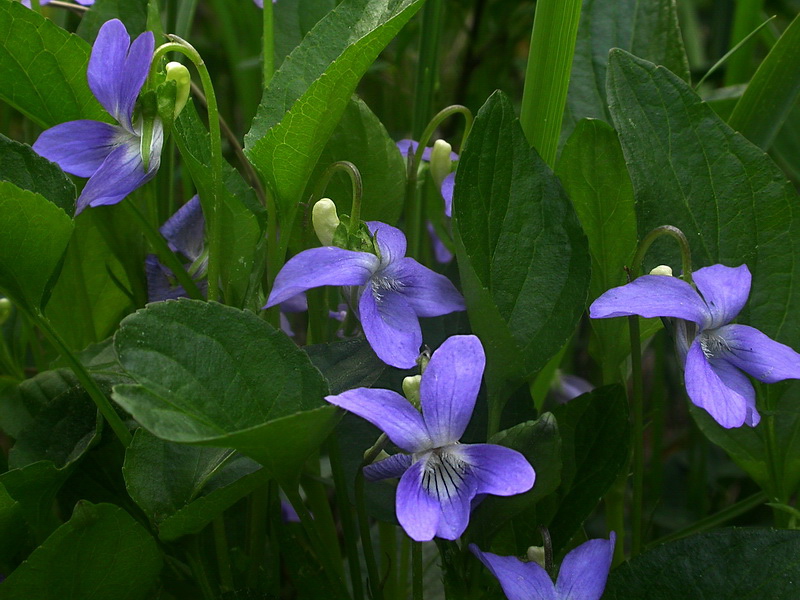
[590,264,800,428]
[470,533,615,600]
[22,0,94,6]
[252,0,277,6]
[326,335,535,541]
[33,19,162,215]
[265,221,465,369]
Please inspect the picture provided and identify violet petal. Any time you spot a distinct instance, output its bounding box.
[441,172,455,217]
[396,459,441,542]
[693,264,751,328]
[32,120,119,178]
[554,533,616,600]
[469,544,557,600]
[384,257,465,317]
[358,285,422,369]
[457,444,535,496]
[161,195,205,260]
[368,221,407,266]
[364,453,412,481]
[716,324,800,384]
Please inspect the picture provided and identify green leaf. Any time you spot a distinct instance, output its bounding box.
[0,481,26,566]
[76,0,149,42]
[562,0,689,141]
[546,385,629,552]
[606,50,800,349]
[244,0,424,224]
[0,180,74,310]
[1,502,162,600]
[452,91,591,407]
[173,101,265,308]
[0,1,106,128]
[468,413,562,546]
[555,119,637,374]
[604,528,800,599]
[0,133,76,215]
[728,13,800,150]
[124,429,268,541]
[112,299,337,484]
[274,0,336,66]
[306,338,390,395]
[306,97,406,225]
[0,461,71,542]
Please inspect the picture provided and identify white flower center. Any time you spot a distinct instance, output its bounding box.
[699,330,730,359]
[370,273,404,301]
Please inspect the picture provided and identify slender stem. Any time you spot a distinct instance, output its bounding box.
[355,469,383,600]
[605,470,627,566]
[154,40,224,302]
[124,200,205,300]
[379,522,397,599]
[329,437,365,600]
[311,161,364,237]
[302,467,345,575]
[411,541,423,600]
[411,0,445,139]
[519,0,582,167]
[186,536,217,600]
[246,484,269,588]
[29,307,132,447]
[262,0,275,86]
[627,310,645,558]
[647,491,768,549]
[631,225,693,283]
[398,534,411,599]
[213,515,234,592]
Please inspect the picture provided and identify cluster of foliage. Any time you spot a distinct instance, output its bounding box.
[1,0,800,598]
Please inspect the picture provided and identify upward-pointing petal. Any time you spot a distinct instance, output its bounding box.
[693,264,751,328]
[420,335,484,446]
[88,19,154,131]
[368,221,407,266]
[589,275,709,326]
[161,196,205,260]
[265,247,378,307]
[469,545,558,600]
[555,534,615,600]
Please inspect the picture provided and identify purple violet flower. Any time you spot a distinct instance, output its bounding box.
[264,221,465,369]
[469,533,615,600]
[33,19,162,215]
[590,264,800,428]
[325,335,535,541]
[23,0,94,6]
[252,0,277,6]
[397,139,458,216]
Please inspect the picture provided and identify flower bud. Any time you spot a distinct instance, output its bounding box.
[402,374,422,409]
[365,448,391,463]
[165,62,191,118]
[525,546,546,568]
[0,297,11,325]
[312,198,340,246]
[429,139,453,189]
[649,264,673,277]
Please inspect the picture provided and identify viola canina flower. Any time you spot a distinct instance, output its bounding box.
[33,19,162,215]
[22,0,94,7]
[469,533,615,600]
[397,138,457,216]
[264,221,465,369]
[590,264,800,428]
[325,335,535,541]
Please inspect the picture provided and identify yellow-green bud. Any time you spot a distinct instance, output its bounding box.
[526,546,546,568]
[402,374,422,409]
[365,448,391,463]
[0,297,10,325]
[312,198,340,246]
[165,62,191,118]
[429,139,453,189]
[649,264,673,277]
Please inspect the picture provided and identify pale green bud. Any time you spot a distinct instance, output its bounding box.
[649,264,673,277]
[165,62,191,118]
[429,139,453,189]
[365,448,391,463]
[526,546,546,568]
[402,374,422,409]
[313,198,340,246]
[0,297,10,325]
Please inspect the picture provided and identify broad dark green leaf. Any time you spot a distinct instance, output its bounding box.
[306,338,390,394]
[468,413,562,546]
[112,299,337,483]
[0,369,77,439]
[0,1,106,128]
[1,502,162,600]
[124,429,268,541]
[306,97,406,225]
[274,0,336,66]
[0,461,70,542]
[244,0,424,224]
[452,91,591,407]
[556,119,637,374]
[0,134,75,215]
[607,50,800,349]
[174,101,265,308]
[0,181,74,310]
[604,528,800,599]
[547,385,629,552]
[562,0,689,141]
[76,0,149,42]
[0,481,26,566]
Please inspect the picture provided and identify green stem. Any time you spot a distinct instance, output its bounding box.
[262,0,275,86]
[627,311,645,557]
[153,40,224,302]
[647,491,768,549]
[28,307,132,447]
[302,470,345,576]
[186,536,217,600]
[411,541,423,600]
[213,515,234,592]
[379,522,397,599]
[630,225,693,283]
[124,200,204,300]
[355,469,383,600]
[411,0,445,139]
[725,0,765,86]
[605,470,627,566]
[519,0,582,167]
[246,483,273,589]
[329,437,365,600]
[312,161,364,237]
